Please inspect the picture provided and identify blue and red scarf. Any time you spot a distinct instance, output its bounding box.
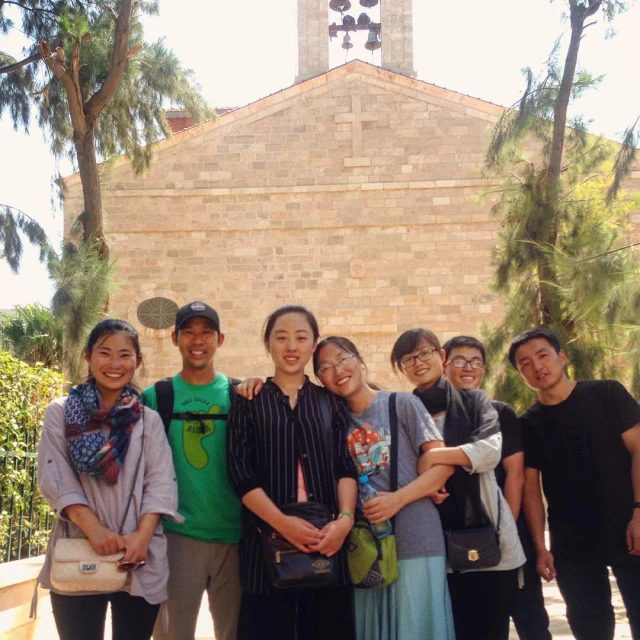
[64,382,142,484]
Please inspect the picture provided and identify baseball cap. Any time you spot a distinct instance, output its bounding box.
[175,301,220,333]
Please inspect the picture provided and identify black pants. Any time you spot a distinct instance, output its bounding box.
[447,568,519,640]
[555,558,640,640]
[50,591,160,640]
[237,586,355,640]
[511,521,552,640]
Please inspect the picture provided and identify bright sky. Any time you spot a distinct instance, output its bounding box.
[1,0,639,308]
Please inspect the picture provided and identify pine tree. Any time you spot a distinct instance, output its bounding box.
[1,0,212,258]
[2,1,212,374]
[482,0,640,410]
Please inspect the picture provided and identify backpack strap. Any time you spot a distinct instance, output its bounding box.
[154,378,174,433]
[155,375,240,435]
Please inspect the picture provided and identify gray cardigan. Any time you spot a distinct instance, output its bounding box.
[37,397,181,604]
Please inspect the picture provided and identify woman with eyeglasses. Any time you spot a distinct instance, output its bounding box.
[312,336,456,640]
[390,328,525,640]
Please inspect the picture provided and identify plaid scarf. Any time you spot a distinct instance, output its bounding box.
[65,381,142,484]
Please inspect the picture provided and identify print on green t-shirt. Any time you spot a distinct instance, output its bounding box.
[182,404,223,469]
[141,373,241,544]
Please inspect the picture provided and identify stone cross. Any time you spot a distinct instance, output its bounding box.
[335,95,378,167]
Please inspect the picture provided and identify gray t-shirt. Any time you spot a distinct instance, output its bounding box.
[347,391,446,560]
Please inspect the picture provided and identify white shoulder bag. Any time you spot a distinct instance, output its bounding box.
[50,415,145,593]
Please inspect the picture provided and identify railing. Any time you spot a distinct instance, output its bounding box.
[0,448,53,563]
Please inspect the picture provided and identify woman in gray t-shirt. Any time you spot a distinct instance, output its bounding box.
[313,336,456,640]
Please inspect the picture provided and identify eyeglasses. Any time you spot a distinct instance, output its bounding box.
[317,354,357,378]
[400,347,437,370]
[449,357,485,370]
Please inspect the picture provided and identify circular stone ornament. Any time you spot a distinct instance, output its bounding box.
[136,297,179,330]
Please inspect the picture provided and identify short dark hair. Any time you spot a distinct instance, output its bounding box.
[390,328,441,373]
[508,328,562,368]
[442,336,486,363]
[262,305,320,346]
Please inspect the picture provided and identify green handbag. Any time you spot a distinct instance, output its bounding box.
[347,393,400,590]
[347,520,399,589]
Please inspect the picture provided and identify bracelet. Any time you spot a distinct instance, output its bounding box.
[339,510,354,520]
[634,502,640,509]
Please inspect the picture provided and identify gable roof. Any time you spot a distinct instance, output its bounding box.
[63,59,506,187]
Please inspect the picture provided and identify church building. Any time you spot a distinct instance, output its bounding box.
[62,0,640,388]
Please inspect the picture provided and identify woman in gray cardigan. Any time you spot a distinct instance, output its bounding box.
[37,319,181,640]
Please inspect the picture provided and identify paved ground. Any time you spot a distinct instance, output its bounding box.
[187,570,632,640]
[507,570,632,639]
[32,568,632,639]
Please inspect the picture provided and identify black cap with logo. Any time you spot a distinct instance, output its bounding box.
[174,301,220,333]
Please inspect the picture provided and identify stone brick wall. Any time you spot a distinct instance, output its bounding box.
[62,61,640,390]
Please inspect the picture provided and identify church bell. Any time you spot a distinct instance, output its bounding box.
[341,34,353,50]
[364,27,381,51]
[357,12,371,25]
[342,14,356,28]
[329,0,351,12]
[359,0,378,6]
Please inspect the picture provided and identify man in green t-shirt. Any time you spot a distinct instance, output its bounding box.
[142,301,241,640]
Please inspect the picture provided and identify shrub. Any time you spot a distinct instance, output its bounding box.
[0,351,63,561]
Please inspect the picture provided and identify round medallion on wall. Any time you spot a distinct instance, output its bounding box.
[136,297,179,330]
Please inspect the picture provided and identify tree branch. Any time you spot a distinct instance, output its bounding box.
[38,40,87,136]
[0,52,40,76]
[84,0,133,121]
[1,1,58,17]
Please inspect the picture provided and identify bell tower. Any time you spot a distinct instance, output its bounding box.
[296,0,330,83]
[295,0,416,84]
[381,0,415,78]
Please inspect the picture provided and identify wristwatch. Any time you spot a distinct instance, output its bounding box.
[634,502,640,509]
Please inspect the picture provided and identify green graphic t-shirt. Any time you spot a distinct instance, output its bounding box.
[141,373,241,543]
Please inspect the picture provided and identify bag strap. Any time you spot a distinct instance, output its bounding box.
[117,410,146,534]
[388,393,398,493]
[495,487,502,537]
[62,410,147,539]
[388,392,399,527]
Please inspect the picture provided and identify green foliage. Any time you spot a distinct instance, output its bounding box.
[0,303,62,369]
[2,1,212,170]
[0,205,53,274]
[482,0,640,409]
[49,238,115,381]
[0,351,63,562]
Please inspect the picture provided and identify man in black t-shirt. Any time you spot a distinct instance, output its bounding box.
[444,336,551,640]
[509,328,640,640]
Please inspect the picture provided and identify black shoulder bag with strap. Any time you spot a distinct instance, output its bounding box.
[154,376,241,434]
[347,393,400,589]
[258,389,337,592]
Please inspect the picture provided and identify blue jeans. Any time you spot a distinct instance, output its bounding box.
[555,558,640,640]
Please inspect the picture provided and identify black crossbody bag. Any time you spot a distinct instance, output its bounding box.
[259,501,336,591]
[444,489,501,571]
[258,392,337,591]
